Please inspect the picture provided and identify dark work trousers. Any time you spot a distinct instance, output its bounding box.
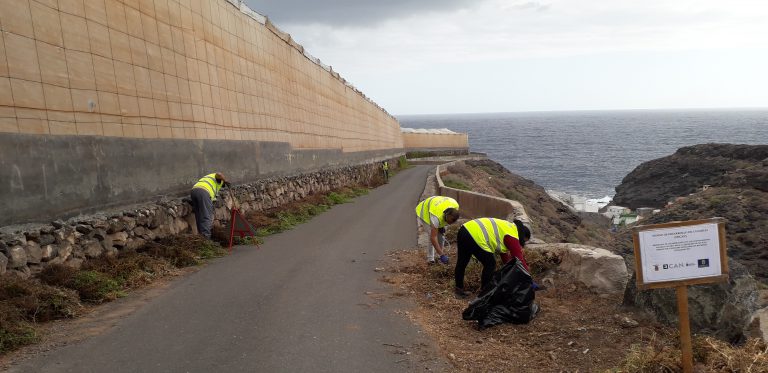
[191,187,214,238]
[455,226,497,291]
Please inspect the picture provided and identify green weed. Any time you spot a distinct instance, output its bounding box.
[444,178,471,191]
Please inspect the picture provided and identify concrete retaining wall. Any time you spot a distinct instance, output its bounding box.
[0,133,402,226]
[435,160,531,224]
[402,133,469,150]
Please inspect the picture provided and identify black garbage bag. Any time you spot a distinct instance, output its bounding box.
[462,258,537,329]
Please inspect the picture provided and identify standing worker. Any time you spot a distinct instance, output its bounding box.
[415,196,461,264]
[454,218,531,298]
[191,172,230,239]
[382,161,390,182]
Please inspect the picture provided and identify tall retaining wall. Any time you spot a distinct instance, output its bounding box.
[0,0,405,225]
[402,132,468,150]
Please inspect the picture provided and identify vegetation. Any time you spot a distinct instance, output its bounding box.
[617,333,768,372]
[443,178,471,191]
[1,235,226,354]
[238,186,371,238]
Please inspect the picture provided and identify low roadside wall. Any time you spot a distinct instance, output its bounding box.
[0,158,401,277]
[435,161,531,224]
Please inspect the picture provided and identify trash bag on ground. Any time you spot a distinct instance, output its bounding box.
[462,258,537,329]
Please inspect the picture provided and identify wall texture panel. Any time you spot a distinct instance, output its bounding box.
[0,0,403,151]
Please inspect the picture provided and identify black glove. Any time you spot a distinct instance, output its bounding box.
[223,181,232,188]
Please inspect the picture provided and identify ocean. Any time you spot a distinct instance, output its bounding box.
[398,110,768,199]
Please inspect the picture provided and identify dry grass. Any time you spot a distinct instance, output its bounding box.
[384,247,656,372]
[0,275,82,353]
[618,333,768,373]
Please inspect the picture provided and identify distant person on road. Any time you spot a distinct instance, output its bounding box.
[415,196,461,264]
[191,172,230,239]
[454,218,531,298]
[382,161,390,182]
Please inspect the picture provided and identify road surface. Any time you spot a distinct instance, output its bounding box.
[9,165,448,373]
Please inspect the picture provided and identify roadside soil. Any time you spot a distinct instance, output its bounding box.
[0,267,197,371]
[381,247,666,372]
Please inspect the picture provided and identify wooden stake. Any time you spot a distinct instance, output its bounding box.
[676,285,693,373]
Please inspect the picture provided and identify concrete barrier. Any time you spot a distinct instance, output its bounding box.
[435,161,531,224]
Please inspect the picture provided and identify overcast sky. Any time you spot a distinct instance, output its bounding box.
[245,0,768,115]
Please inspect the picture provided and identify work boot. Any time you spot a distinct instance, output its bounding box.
[427,259,436,265]
[454,287,471,299]
[530,303,541,320]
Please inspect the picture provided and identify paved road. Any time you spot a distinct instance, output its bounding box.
[10,166,448,373]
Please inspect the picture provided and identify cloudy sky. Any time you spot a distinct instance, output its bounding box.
[245,0,768,115]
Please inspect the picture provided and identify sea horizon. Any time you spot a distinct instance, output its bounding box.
[398,109,768,199]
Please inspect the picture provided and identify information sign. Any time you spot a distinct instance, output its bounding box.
[633,218,728,290]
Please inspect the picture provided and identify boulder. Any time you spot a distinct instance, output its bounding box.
[624,260,758,343]
[41,245,58,261]
[746,307,768,342]
[108,232,129,248]
[24,241,42,264]
[8,246,27,269]
[83,241,104,258]
[57,243,73,261]
[38,234,55,246]
[0,252,7,275]
[533,243,629,294]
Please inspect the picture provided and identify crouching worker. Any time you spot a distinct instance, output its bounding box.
[191,172,230,239]
[415,196,461,264]
[454,218,531,298]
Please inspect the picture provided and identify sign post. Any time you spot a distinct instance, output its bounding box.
[632,218,728,373]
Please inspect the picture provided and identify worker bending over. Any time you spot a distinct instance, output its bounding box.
[454,218,531,298]
[191,172,230,239]
[415,196,461,264]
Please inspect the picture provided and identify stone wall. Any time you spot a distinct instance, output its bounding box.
[0,158,399,277]
[0,0,402,150]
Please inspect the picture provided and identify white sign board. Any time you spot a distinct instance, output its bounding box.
[638,222,722,283]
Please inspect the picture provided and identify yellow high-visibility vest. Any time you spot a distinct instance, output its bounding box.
[193,173,223,200]
[382,162,389,170]
[463,218,519,254]
[415,196,459,228]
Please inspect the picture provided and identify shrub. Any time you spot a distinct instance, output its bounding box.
[68,271,124,303]
[444,178,471,191]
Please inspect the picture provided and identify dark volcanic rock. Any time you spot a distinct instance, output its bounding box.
[613,144,768,209]
[623,260,758,343]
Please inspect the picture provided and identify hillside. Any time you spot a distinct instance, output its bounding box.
[610,144,768,282]
[613,143,768,209]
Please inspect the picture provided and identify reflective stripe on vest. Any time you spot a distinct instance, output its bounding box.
[193,173,222,200]
[415,196,458,228]
[463,218,519,254]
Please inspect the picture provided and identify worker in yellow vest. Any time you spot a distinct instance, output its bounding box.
[191,172,230,239]
[415,196,461,264]
[382,161,390,182]
[454,218,531,298]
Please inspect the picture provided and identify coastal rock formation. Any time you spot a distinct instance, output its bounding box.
[608,143,768,341]
[623,260,758,343]
[613,143,768,209]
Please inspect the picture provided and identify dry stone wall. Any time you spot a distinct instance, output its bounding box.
[0,0,402,151]
[0,159,398,277]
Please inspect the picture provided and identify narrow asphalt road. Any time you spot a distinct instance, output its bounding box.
[9,165,448,373]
